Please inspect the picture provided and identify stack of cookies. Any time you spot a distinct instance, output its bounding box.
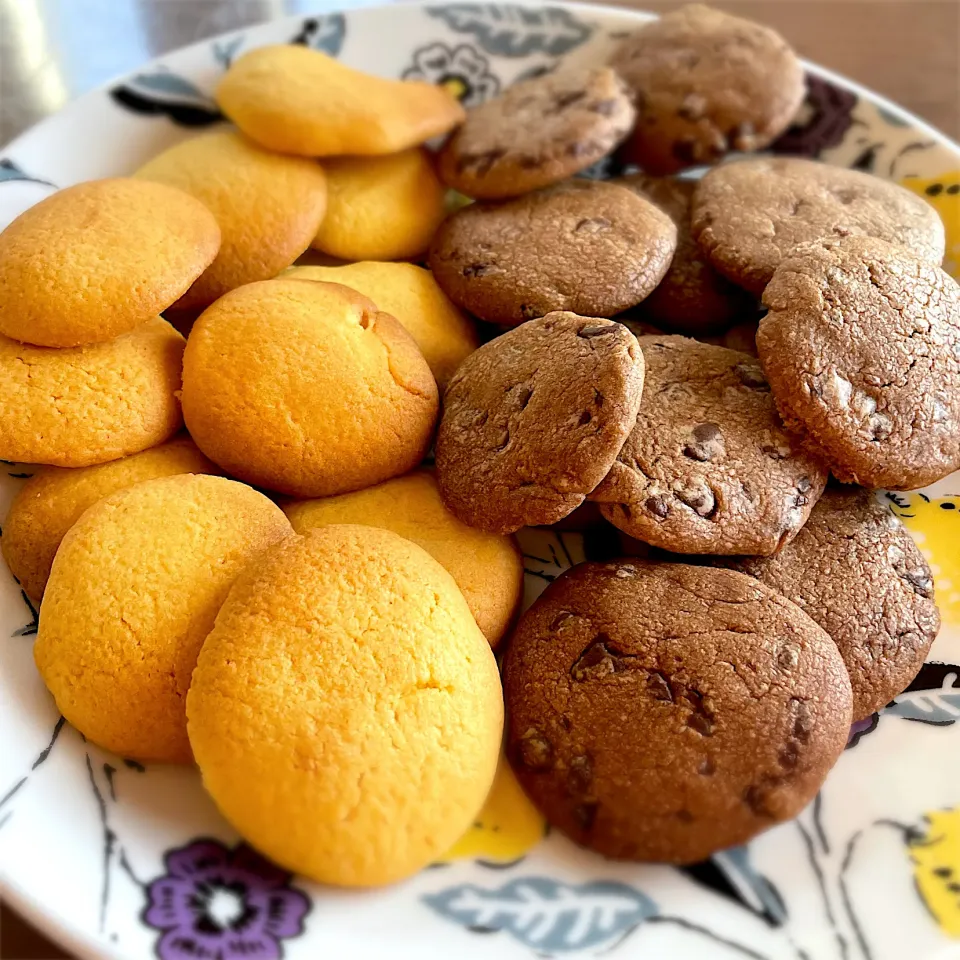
[0,1,955,886]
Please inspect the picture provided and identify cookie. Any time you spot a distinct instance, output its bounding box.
[429,180,677,325]
[186,525,503,886]
[0,317,184,467]
[727,487,940,721]
[610,4,805,174]
[2,435,218,603]
[216,45,465,157]
[286,262,478,389]
[436,313,644,533]
[692,157,947,295]
[311,148,446,261]
[0,178,219,347]
[181,278,438,497]
[437,66,635,200]
[615,174,753,334]
[590,336,828,555]
[759,236,960,489]
[283,469,523,647]
[34,475,291,763]
[135,130,328,310]
[503,560,852,863]
[707,317,759,357]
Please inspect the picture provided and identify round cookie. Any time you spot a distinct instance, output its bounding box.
[2,436,218,603]
[186,525,503,886]
[728,487,940,721]
[286,262,479,389]
[34,475,291,763]
[216,45,465,157]
[692,157,947,295]
[615,174,753,335]
[759,236,960,489]
[503,560,852,863]
[436,313,644,533]
[135,130,328,310]
[0,178,220,347]
[437,65,635,200]
[0,317,184,467]
[610,5,804,175]
[283,469,523,647]
[429,180,677,325]
[312,148,446,262]
[181,278,438,498]
[590,336,828,555]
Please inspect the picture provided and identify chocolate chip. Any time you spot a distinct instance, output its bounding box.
[647,671,674,701]
[743,783,775,818]
[458,148,506,176]
[550,611,575,631]
[676,485,717,518]
[568,755,593,794]
[461,263,496,278]
[589,98,620,116]
[550,90,587,112]
[574,217,613,234]
[573,801,598,832]
[644,496,670,518]
[516,729,554,771]
[571,636,630,681]
[519,303,539,320]
[683,422,724,461]
[796,477,812,494]
[735,363,769,389]
[790,699,814,744]
[698,757,716,776]
[675,809,695,823]
[778,741,800,770]
[578,410,593,426]
[578,323,615,338]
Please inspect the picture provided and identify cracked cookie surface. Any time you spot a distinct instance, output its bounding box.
[691,157,947,295]
[428,179,677,326]
[590,335,827,555]
[435,312,644,533]
[437,65,635,199]
[726,487,940,721]
[758,236,960,489]
[503,560,852,863]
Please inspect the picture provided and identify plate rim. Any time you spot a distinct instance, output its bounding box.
[1,3,959,960]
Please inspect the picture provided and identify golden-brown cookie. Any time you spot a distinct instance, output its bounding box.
[283,469,523,647]
[691,157,947,295]
[187,525,503,886]
[312,148,446,261]
[0,317,185,467]
[2,435,218,603]
[286,262,478,388]
[135,130,328,310]
[216,45,465,156]
[429,180,677,325]
[436,313,644,533]
[34,475,291,763]
[503,560,852,862]
[759,236,960,489]
[590,336,828,555]
[0,179,220,347]
[181,278,438,497]
[438,66,635,199]
[611,4,805,174]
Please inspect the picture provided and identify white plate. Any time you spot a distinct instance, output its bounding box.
[2,3,960,959]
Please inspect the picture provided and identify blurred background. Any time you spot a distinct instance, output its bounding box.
[0,0,957,957]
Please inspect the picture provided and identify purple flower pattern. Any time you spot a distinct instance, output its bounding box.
[143,839,310,960]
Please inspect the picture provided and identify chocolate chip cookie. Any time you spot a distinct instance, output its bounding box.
[759,236,960,489]
[590,336,828,555]
[503,560,852,863]
[692,157,947,295]
[438,66,636,200]
[727,487,940,721]
[436,313,644,533]
[616,174,753,334]
[428,180,677,326]
[610,5,805,175]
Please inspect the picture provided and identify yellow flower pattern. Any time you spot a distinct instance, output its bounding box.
[901,173,960,280]
[911,809,960,937]
[888,493,960,626]
[440,755,546,864]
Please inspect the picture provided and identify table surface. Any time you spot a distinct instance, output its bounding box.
[1,0,957,956]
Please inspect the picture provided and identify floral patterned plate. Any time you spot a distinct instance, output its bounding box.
[2,3,960,959]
